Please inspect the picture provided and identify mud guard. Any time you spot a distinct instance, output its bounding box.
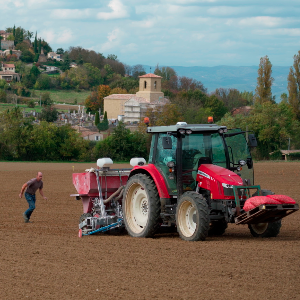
[129,164,170,198]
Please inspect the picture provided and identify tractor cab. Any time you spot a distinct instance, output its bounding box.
[147,122,255,197]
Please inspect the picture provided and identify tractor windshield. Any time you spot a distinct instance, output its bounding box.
[182,132,226,169]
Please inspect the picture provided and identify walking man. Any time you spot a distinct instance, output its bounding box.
[19,172,48,223]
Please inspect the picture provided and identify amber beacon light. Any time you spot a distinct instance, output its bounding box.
[208,116,214,123]
[144,117,150,126]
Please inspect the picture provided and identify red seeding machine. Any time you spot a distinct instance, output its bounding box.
[71,122,298,241]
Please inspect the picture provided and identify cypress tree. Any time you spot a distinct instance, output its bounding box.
[13,25,16,46]
[38,38,41,54]
[34,32,37,53]
[95,111,100,126]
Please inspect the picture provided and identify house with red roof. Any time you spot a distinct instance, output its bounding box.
[0,63,20,82]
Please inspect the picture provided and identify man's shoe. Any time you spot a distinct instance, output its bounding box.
[23,213,29,222]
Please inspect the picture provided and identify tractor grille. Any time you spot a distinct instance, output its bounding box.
[223,187,234,196]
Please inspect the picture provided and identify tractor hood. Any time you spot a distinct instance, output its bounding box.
[198,164,243,186]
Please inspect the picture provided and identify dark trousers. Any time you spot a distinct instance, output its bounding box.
[24,192,36,220]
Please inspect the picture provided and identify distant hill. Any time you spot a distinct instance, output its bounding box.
[145,65,291,102]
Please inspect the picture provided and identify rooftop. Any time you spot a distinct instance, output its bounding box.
[104,94,136,100]
[139,73,162,78]
[2,63,15,68]
[0,71,18,75]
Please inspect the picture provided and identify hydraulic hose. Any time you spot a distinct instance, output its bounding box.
[103,186,124,204]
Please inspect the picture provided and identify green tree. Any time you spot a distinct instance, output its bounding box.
[40,40,52,55]
[107,54,117,60]
[40,107,58,122]
[38,38,41,54]
[95,111,100,126]
[34,32,37,53]
[34,74,51,90]
[20,50,34,63]
[97,111,109,131]
[95,122,147,161]
[0,89,7,102]
[40,92,53,107]
[13,25,16,44]
[66,66,89,89]
[254,55,274,104]
[57,48,64,54]
[287,50,300,119]
[154,65,177,81]
[61,54,70,72]
[219,102,300,159]
[214,88,248,111]
[109,76,138,92]
[30,65,40,78]
[0,107,32,160]
[34,53,39,62]
[7,34,14,41]
[84,63,103,86]
[132,64,146,79]
[204,95,228,122]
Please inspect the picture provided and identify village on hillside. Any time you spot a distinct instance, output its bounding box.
[1,26,300,161]
[0,28,174,142]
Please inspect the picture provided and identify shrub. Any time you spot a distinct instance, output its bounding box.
[28,100,35,108]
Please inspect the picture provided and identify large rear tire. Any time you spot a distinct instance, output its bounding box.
[248,221,282,237]
[176,192,209,241]
[123,174,160,238]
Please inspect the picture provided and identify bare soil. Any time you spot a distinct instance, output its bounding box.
[0,161,299,300]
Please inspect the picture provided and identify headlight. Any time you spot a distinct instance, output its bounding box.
[222,183,234,196]
[167,161,175,168]
[238,160,246,166]
[179,129,185,134]
[186,129,192,134]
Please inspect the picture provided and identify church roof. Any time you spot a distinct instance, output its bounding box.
[139,73,162,78]
[104,94,136,100]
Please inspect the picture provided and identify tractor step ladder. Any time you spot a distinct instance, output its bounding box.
[235,203,299,225]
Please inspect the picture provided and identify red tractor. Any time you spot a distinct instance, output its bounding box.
[72,122,298,241]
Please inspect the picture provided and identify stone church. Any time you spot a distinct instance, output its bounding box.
[104,73,169,123]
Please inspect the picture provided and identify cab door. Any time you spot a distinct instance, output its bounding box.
[224,129,254,184]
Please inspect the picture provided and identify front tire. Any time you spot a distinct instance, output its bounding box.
[176,192,209,241]
[123,174,160,238]
[249,189,281,237]
[248,221,282,237]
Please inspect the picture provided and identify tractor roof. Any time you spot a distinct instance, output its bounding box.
[147,123,227,133]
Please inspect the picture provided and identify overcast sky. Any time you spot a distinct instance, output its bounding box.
[1,0,300,67]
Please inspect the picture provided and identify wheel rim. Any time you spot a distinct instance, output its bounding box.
[251,223,268,234]
[125,183,149,234]
[177,200,197,237]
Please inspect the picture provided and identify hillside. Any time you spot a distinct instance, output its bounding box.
[149,65,290,102]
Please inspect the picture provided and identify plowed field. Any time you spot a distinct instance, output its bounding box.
[1,161,299,300]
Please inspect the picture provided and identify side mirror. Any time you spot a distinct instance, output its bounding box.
[248,134,257,147]
[247,157,253,169]
[162,136,172,149]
